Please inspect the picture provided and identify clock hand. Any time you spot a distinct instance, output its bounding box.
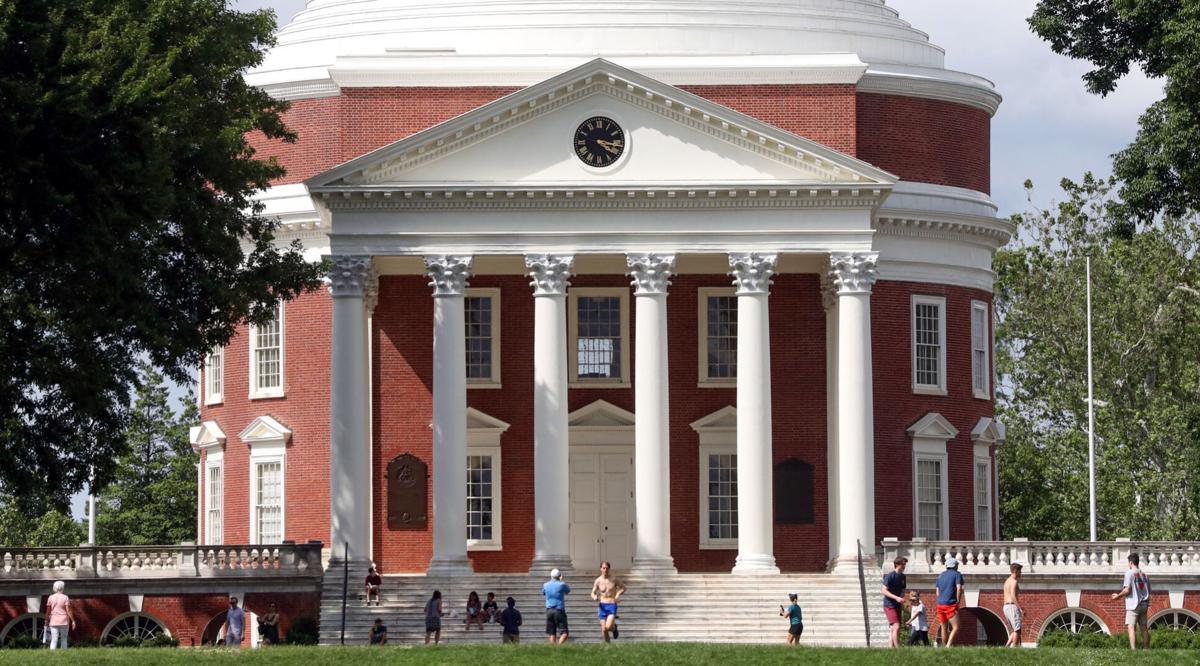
[596,139,624,154]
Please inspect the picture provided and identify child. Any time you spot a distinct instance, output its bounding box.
[465,591,484,630]
[483,592,500,623]
[424,590,443,644]
[907,591,930,646]
[779,592,803,645]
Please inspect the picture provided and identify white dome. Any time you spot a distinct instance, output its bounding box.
[260,0,947,79]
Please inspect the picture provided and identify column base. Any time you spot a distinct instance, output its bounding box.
[731,553,780,575]
[528,555,574,577]
[426,556,474,577]
[630,556,677,576]
[828,553,878,574]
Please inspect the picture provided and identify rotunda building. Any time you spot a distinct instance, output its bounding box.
[195,0,1010,577]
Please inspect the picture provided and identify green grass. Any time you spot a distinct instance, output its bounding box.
[0,645,1198,665]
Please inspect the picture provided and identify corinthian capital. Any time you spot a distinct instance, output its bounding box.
[326,255,374,298]
[626,253,676,295]
[424,255,473,297]
[728,252,778,295]
[828,252,880,295]
[525,254,575,296]
[819,272,837,311]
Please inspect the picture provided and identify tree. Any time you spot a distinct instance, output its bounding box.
[1029,1,1200,227]
[96,363,198,545]
[995,174,1200,540]
[0,500,86,547]
[0,1,323,502]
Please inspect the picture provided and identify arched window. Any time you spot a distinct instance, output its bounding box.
[0,613,46,647]
[101,612,170,645]
[1039,608,1108,638]
[1150,610,1200,633]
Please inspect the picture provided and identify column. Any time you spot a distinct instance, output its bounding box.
[627,253,677,574]
[328,255,374,564]
[828,251,879,569]
[425,255,474,576]
[821,272,840,566]
[525,254,575,574]
[728,252,780,574]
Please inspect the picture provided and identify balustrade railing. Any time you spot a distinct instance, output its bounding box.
[0,542,323,580]
[881,538,1200,575]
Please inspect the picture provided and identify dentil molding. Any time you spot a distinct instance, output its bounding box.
[424,255,474,296]
[626,253,677,295]
[525,254,575,296]
[728,253,778,295]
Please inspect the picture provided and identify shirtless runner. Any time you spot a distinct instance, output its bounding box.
[1003,563,1023,647]
[590,561,626,642]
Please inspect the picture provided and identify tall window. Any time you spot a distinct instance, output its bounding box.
[465,289,501,386]
[466,446,502,549]
[569,289,629,385]
[254,461,283,543]
[250,302,284,398]
[971,300,990,399]
[705,453,738,543]
[205,462,223,545]
[699,288,737,384]
[204,348,224,405]
[912,295,947,394]
[975,459,993,540]
[915,457,946,539]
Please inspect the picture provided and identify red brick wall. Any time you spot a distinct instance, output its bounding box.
[871,282,995,545]
[678,84,858,155]
[199,288,333,546]
[857,92,992,194]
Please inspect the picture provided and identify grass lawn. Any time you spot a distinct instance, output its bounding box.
[0,645,1198,665]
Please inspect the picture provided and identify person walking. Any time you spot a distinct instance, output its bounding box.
[542,568,571,645]
[1003,563,1023,647]
[882,556,908,648]
[1112,553,1152,649]
[45,581,75,650]
[258,602,281,645]
[221,596,245,648]
[590,561,625,642]
[424,590,444,644]
[779,592,804,645]
[907,591,930,646]
[934,557,964,647]
[499,596,523,644]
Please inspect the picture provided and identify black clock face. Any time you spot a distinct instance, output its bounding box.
[574,116,625,167]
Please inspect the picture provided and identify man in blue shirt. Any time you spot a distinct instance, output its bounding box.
[221,596,245,648]
[542,568,571,644]
[935,558,965,647]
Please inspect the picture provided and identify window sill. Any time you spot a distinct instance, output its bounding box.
[204,396,224,407]
[568,382,631,389]
[697,380,736,389]
[972,391,991,401]
[912,386,947,397]
[467,542,503,551]
[467,383,503,390]
[249,389,286,400]
[699,541,738,551]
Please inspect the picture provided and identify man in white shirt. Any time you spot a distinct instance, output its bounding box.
[1111,553,1152,649]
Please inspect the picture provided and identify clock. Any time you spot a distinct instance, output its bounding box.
[574,116,625,167]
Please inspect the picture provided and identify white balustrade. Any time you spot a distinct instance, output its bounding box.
[0,543,322,580]
[882,539,1200,576]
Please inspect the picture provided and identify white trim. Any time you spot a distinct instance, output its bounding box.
[465,288,502,388]
[908,414,953,541]
[911,294,947,396]
[697,287,737,386]
[189,420,228,453]
[691,406,738,549]
[204,451,224,546]
[568,287,631,387]
[204,347,224,406]
[241,416,291,545]
[466,444,503,551]
[567,399,637,446]
[571,109,633,174]
[971,300,990,400]
[248,301,286,400]
[973,450,993,541]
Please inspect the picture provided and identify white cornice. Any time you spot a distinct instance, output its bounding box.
[859,64,1002,116]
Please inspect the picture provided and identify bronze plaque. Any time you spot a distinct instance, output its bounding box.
[387,453,428,530]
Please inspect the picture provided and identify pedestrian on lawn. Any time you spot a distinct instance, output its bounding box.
[222,596,245,648]
[45,581,75,650]
[1003,563,1023,647]
[779,592,803,645]
[499,596,523,644]
[543,567,571,645]
[934,558,964,647]
[424,590,444,644]
[590,560,625,642]
[907,591,930,646]
[1112,553,1152,649]
[258,602,281,645]
[882,556,908,647]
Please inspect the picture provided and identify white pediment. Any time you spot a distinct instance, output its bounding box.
[467,407,511,433]
[689,406,737,432]
[308,59,895,193]
[189,421,227,452]
[239,415,293,446]
[970,417,1005,446]
[906,412,959,441]
[568,400,636,429]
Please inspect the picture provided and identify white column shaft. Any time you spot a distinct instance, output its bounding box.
[633,292,674,572]
[429,294,471,573]
[733,291,778,573]
[531,293,572,570]
[330,294,371,562]
[836,292,875,563]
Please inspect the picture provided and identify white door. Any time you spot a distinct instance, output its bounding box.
[570,451,635,571]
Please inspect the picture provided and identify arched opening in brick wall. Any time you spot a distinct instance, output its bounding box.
[200,610,259,647]
[0,613,46,648]
[101,611,171,645]
[1150,609,1200,633]
[1038,608,1109,641]
[960,607,1008,646]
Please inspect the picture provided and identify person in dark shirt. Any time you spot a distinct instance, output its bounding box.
[499,596,523,644]
[368,618,388,645]
[483,592,500,623]
[364,566,383,607]
[882,556,908,648]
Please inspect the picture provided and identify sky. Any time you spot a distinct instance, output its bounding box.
[234,0,1163,216]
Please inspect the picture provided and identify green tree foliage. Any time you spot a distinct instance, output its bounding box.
[96,363,198,545]
[0,1,323,503]
[0,500,86,547]
[995,175,1200,540]
[1029,1,1200,226]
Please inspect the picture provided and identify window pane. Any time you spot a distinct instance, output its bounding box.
[705,296,738,379]
[975,461,991,540]
[255,461,282,543]
[577,296,622,379]
[972,306,988,394]
[254,304,283,391]
[467,454,496,542]
[465,296,495,380]
[916,458,943,539]
[206,348,223,398]
[914,302,942,388]
[706,453,738,540]
[207,466,223,544]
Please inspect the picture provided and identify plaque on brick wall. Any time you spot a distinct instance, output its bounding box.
[774,458,815,524]
[387,453,428,530]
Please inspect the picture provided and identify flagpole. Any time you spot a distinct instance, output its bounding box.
[1086,256,1097,542]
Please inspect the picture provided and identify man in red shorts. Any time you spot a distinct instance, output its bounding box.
[881,557,908,647]
[935,557,964,646]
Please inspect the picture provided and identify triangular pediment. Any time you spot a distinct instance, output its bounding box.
[970,417,1005,446]
[189,421,227,452]
[568,400,636,428]
[239,415,293,445]
[466,407,511,433]
[307,59,895,194]
[907,412,959,441]
[690,406,737,432]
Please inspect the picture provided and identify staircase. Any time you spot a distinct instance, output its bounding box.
[319,571,890,646]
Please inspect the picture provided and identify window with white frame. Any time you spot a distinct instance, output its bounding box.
[205,347,224,405]
[249,302,284,398]
[205,455,223,545]
[705,452,738,543]
[912,295,947,394]
[974,457,993,541]
[466,448,501,548]
[971,300,990,399]
[915,456,947,539]
[569,288,629,385]
[253,460,283,544]
[698,288,737,384]
[465,289,501,386]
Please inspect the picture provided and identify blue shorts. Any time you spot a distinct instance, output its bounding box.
[598,603,618,619]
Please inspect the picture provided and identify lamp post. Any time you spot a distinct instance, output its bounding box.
[1086,256,1097,542]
